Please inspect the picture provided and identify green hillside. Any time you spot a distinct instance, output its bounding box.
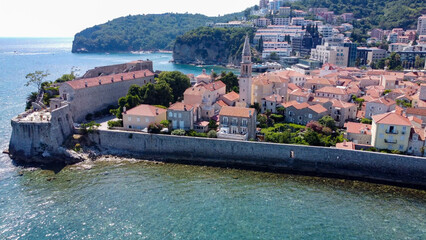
[289,0,425,30]
[71,12,244,53]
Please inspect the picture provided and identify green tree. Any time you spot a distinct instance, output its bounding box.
[25,71,49,92]
[414,56,424,69]
[157,71,191,102]
[269,52,279,61]
[220,72,239,93]
[319,116,336,130]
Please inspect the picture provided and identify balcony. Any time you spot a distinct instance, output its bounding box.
[385,130,399,134]
[384,139,397,144]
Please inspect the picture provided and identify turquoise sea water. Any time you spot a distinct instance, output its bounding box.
[0,38,425,239]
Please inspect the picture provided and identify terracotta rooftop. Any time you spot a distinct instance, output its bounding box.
[372,112,411,126]
[125,104,167,117]
[344,122,372,135]
[215,100,229,107]
[369,97,396,106]
[66,69,154,90]
[308,104,327,113]
[336,141,355,150]
[406,108,426,117]
[168,102,193,111]
[332,99,356,108]
[222,91,239,102]
[219,106,256,118]
[316,86,348,95]
[203,80,226,92]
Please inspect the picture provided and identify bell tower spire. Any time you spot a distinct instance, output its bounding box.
[239,35,253,106]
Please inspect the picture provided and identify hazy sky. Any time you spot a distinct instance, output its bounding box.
[0,0,258,37]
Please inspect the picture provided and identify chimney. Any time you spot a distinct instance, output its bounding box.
[99,79,102,85]
[121,76,124,81]
[111,77,114,82]
[144,72,146,77]
[123,106,127,114]
[85,81,88,87]
[155,108,159,115]
[213,83,215,89]
[133,74,136,79]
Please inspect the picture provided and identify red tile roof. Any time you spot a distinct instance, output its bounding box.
[336,141,356,150]
[316,86,348,95]
[406,108,426,116]
[168,102,193,111]
[219,106,256,118]
[372,112,411,126]
[125,104,167,117]
[308,104,327,113]
[203,80,226,92]
[344,122,372,135]
[215,100,229,107]
[222,91,239,102]
[66,69,154,90]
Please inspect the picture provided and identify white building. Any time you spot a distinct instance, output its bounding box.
[417,15,426,36]
[273,18,290,26]
[310,45,349,67]
[318,25,334,38]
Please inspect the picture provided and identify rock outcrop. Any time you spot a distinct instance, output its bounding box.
[172,27,253,66]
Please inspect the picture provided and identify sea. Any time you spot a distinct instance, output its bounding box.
[0,38,425,240]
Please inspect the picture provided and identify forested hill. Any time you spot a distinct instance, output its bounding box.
[289,0,425,30]
[71,12,244,53]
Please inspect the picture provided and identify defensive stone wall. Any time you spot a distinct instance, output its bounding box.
[9,105,76,163]
[89,130,426,188]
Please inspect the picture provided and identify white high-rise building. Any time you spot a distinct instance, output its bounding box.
[239,35,253,107]
[417,15,426,35]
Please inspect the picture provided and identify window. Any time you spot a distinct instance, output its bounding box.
[137,117,141,122]
[174,113,177,118]
[399,145,404,151]
[169,112,173,117]
[128,116,132,121]
[400,135,405,141]
[178,113,182,118]
[308,114,312,119]
[223,117,228,125]
[242,119,248,126]
[145,118,149,123]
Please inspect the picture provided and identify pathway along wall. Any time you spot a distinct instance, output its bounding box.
[89,130,426,189]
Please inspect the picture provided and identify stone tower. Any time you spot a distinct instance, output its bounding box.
[239,35,253,107]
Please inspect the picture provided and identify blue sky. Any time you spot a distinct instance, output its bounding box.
[0,0,258,37]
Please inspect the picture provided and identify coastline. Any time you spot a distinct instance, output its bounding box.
[11,129,424,190]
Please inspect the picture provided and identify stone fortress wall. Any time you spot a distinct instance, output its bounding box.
[9,105,75,163]
[89,129,426,189]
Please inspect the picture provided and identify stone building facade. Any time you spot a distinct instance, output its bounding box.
[59,70,155,122]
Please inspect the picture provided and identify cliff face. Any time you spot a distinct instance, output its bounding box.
[173,40,240,66]
[172,27,254,66]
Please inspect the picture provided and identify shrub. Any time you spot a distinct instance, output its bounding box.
[148,123,162,133]
[306,121,323,133]
[80,121,100,134]
[207,130,217,138]
[160,120,171,128]
[107,120,123,129]
[74,143,81,152]
[186,130,207,138]
[361,118,372,124]
[270,114,284,123]
[172,129,186,136]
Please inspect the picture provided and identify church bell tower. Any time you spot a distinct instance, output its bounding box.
[239,35,253,107]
